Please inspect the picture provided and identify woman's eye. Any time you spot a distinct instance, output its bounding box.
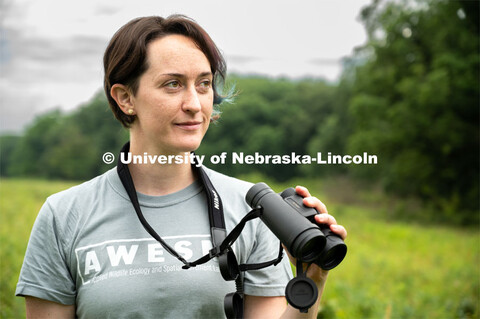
[198,80,211,90]
[165,81,180,89]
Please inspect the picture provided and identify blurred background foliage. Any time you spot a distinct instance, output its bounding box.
[1,0,478,227]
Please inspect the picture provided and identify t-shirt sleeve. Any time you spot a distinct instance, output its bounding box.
[15,200,76,305]
[242,220,293,297]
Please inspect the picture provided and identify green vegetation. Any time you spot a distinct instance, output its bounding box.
[320,205,478,319]
[1,178,478,318]
[0,178,78,318]
[1,0,478,226]
[343,0,479,222]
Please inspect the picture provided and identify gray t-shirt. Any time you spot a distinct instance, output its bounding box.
[16,167,293,318]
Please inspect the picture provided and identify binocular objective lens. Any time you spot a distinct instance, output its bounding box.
[318,245,347,270]
[296,236,325,262]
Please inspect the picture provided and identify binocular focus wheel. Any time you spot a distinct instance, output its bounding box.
[285,276,318,312]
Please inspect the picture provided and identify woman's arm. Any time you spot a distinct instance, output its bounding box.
[25,296,75,319]
[243,294,323,319]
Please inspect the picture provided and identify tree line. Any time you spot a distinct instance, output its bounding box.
[1,0,478,224]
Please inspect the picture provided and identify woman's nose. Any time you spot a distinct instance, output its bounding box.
[182,87,202,113]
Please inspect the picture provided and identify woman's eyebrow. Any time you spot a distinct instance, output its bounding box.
[157,71,213,79]
[197,71,213,78]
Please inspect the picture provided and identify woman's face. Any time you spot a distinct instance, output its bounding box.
[130,34,214,154]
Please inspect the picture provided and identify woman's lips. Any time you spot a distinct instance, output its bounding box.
[175,121,202,130]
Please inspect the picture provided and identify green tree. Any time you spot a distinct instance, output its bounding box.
[199,76,337,181]
[303,77,355,177]
[0,135,20,176]
[5,91,128,180]
[347,0,479,223]
[7,110,64,177]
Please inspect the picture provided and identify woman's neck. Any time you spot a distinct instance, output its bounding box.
[127,140,196,196]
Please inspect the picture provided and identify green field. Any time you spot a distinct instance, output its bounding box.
[0,177,478,318]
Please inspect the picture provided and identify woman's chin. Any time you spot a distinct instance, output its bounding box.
[174,141,202,154]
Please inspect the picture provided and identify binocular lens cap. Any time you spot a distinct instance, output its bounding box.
[224,292,243,318]
[285,277,318,312]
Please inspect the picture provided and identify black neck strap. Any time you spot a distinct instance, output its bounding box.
[116,142,283,278]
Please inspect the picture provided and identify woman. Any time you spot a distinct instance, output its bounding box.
[16,15,347,318]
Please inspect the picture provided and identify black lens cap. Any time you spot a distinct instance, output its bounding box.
[285,277,318,312]
[224,292,243,319]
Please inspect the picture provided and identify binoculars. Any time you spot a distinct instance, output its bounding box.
[246,182,347,312]
[246,182,347,269]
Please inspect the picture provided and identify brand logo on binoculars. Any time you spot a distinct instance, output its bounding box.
[296,288,310,296]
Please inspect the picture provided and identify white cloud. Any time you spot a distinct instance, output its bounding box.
[0,0,371,133]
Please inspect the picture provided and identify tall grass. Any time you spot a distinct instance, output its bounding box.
[320,204,478,318]
[0,177,478,318]
[0,178,77,318]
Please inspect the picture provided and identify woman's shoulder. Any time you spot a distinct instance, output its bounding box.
[31,169,116,240]
[45,168,115,211]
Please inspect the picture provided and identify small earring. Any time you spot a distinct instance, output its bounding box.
[128,109,134,115]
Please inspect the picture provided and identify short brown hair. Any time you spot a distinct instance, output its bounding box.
[103,15,227,127]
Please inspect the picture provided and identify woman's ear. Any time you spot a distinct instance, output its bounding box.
[111,84,136,115]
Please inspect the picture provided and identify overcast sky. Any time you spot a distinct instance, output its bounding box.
[0,0,372,134]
